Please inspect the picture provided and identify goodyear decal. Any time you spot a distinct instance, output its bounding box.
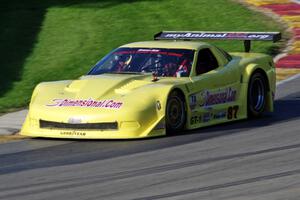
[60,131,86,136]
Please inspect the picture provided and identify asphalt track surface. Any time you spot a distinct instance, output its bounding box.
[0,77,300,200]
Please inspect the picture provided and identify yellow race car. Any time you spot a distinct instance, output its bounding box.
[21,31,281,139]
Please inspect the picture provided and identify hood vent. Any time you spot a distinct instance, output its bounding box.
[115,80,150,95]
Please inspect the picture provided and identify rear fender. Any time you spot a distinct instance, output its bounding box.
[243,63,275,112]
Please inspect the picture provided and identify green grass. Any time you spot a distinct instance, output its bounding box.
[0,0,283,113]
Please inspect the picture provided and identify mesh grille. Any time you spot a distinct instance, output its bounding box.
[39,120,118,130]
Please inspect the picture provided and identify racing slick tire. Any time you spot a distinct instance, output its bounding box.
[247,71,267,117]
[166,90,186,134]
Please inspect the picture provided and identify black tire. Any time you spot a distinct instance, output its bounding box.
[166,90,186,133]
[247,72,267,117]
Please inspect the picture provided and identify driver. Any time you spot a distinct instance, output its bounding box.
[113,54,132,72]
[163,62,177,77]
[175,58,191,77]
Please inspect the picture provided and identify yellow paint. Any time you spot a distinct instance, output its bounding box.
[291,47,300,53]
[292,22,300,28]
[293,41,300,46]
[292,41,300,53]
[276,68,300,81]
[246,0,291,6]
[20,41,276,139]
[282,16,300,23]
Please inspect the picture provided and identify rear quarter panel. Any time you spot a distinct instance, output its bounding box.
[230,52,276,112]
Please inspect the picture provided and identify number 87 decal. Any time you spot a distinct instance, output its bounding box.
[227,105,239,120]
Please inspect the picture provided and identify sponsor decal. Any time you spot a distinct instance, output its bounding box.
[203,112,213,123]
[191,110,227,125]
[189,95,197,110]
[165,32,227,39]
[226,33,247,39]
[60,131,86,136]
[199,87,237,107]
[47,98,123,109]
[161,32,273,40]
[226,33,270,40]
[137,49,160,52]
[154,122,165,130]
[227,105,239,120]
[213,111,227,119]
[190,113,202,125]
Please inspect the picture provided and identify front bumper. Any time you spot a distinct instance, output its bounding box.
[20,116,165,139]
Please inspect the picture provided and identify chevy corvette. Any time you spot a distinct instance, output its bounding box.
[21,31,281,139]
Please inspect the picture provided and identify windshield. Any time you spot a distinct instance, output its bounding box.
[88,48,195,77]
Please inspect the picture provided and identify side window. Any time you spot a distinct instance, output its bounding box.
[196,48,219,75]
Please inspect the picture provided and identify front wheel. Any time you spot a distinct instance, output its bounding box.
[166,91,186,133]
[247,72,267,117]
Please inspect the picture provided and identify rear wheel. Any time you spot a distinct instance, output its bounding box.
[247,72,267,117]
[166,91,186,133]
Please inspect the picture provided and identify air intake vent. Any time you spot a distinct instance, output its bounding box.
[40,120,118,130]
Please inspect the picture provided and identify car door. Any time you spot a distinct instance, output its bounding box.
[187,46,241,127]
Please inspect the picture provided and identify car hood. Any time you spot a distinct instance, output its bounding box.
[60,73,187,98]
[29,74,190,119]
[64,74,153,98]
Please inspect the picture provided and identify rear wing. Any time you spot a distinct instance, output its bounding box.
[154,31,281,52]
